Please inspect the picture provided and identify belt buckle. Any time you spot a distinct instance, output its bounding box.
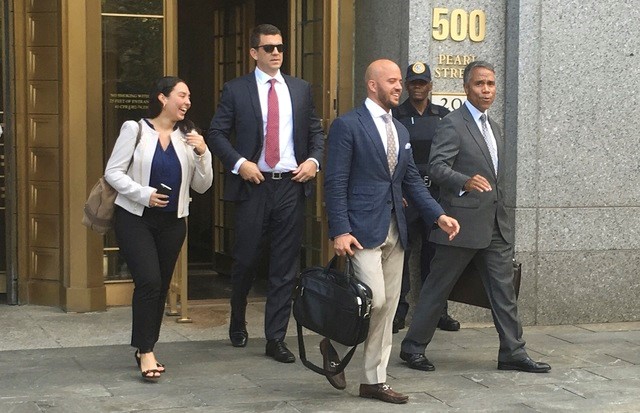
[271,172,283,180]
[423,175,432,188]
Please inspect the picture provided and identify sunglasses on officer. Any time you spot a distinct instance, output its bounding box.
[253,44,285,53]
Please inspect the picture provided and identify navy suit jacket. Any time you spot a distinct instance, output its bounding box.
[325,104,445,249]
[206,71,325,201]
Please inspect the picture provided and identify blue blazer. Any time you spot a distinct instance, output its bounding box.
[206,72,325,201]
[325,104,445,249]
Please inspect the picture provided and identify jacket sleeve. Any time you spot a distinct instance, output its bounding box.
[189,146,214,194]
[304,83,325,166]
[429,115,470,192]
[104,120,155,206]
[206,82,244,170]
[324,117,353,239]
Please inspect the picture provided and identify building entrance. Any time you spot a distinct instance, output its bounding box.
[176,0,289,299]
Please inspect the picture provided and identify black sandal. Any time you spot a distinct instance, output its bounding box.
[141,369,161,382]
[135,350,166,372]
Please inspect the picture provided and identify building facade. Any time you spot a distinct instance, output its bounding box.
[1,0,638,324]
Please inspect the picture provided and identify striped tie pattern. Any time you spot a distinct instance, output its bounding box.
[480,114,498,174]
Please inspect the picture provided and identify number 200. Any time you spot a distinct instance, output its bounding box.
[432,8,486,42]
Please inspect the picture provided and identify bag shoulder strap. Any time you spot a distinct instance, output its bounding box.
[125,120,143,172]
[296,322,357,376]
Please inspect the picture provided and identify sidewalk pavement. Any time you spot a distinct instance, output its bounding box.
[1,301,639,412]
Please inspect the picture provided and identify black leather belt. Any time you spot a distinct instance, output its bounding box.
[262,171,293,180]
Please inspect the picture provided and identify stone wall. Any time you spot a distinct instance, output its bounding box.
[355,0,640,325]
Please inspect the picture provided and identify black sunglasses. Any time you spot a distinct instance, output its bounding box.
[254,44,285,53]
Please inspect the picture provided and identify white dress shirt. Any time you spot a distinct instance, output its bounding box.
[365,98,399,158]
[233,67,296,174]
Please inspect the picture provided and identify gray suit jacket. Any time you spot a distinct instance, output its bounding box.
[428,104,514,249]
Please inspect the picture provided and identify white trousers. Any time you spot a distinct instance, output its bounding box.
[332,216,405,384]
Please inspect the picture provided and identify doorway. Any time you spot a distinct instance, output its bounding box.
[177,0,289,299]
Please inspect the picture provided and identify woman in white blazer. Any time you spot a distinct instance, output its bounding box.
[105,77,213,381]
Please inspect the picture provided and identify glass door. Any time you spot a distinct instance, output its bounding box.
[0,0,18,304]
[291,0,354,266]
[101,0,167,281]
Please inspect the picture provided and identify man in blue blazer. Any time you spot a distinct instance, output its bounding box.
[206,24,324,363]
[323,59,460,404]
[400,61,551,374]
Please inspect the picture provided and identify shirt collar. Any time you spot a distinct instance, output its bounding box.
[365,98,392,119]
[464,100,487,121]
[255,66,285,85]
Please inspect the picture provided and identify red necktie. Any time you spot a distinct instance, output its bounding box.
[265,78,280,168]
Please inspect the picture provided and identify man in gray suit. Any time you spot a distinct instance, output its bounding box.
[400,61,551,374]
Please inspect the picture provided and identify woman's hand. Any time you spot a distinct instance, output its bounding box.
[148,191,169,208]
[183,130,207,155]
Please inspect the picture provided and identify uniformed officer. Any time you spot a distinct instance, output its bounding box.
[392,62,460,333]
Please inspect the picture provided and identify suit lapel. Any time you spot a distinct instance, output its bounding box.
[356,105,390,174]
[462,105,496,179]
[283,75,299,145]
[490,117,504,173]
[246,73,263,131]
[393,118,409,179]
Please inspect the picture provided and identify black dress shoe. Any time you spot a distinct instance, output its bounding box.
[392,317,405,334]
[400,351,435,371]
[319,338,346,390]
[498,357,551,373]
[229,330,248,347]
[265,339,296,363]
[437,314,461,331]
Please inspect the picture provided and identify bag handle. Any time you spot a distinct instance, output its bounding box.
[326,255,355,285]
[296,322,357,376]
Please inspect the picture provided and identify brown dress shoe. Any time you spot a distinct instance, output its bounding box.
[319,338,346,390]
[359,383,408,404]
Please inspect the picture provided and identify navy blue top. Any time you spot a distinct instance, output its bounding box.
[145,119,182,212]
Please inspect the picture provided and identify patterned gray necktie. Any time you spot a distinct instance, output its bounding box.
[480,114,498,174]
[382,114,397,175]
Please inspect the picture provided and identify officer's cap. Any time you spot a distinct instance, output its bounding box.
[406,62,432,82]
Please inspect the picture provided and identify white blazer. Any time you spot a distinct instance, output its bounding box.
[104,120,213,218]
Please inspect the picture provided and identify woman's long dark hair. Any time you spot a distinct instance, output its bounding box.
[147,76,196,134]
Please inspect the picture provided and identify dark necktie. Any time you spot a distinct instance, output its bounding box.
[265,78,280,168]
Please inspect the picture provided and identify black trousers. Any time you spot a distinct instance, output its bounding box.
[229,177,304,341]
[114,206,186,352]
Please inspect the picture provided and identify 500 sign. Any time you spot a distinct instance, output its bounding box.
[432,8,486,42]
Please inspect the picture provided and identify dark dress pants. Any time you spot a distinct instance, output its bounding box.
[229,177,304,341]
[402,222,527,362]
[115,206,186,352]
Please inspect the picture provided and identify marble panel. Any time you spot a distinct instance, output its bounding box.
[536,1,640,208]
[537,207,640,251]
[537,251,640,324]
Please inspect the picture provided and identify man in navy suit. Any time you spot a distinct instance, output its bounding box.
[400,61,551,374]
[322,59,459,404]
[206,24,324,363]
